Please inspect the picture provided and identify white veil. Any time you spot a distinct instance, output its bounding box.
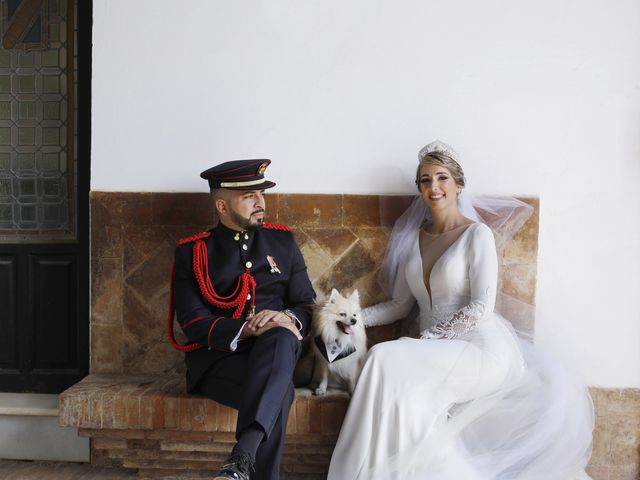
[378,192,534,330]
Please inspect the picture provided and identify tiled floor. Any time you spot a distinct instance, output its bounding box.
[0,460,135,479]
[2,459,638,479]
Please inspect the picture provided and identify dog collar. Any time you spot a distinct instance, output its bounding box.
[314,335,356,363]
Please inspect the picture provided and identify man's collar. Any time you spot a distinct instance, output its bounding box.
[214,222,256,243]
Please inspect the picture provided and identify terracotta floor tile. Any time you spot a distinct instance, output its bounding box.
[0,460,136,479]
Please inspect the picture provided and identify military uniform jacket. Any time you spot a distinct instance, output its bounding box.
[172,222,316,391]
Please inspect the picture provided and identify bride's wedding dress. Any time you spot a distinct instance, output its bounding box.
[328,222,593,480]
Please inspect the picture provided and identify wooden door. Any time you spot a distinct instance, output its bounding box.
[0,0,91,393]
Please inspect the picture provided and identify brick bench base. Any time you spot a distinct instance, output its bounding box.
[59,374,349,479]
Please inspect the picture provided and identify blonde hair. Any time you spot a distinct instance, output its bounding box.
[415,153,466,191]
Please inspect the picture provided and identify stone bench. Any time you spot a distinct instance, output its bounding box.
[59,192,541,478]
[59,374,348,479]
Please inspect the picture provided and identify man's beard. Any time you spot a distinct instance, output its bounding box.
[229,207,264,231]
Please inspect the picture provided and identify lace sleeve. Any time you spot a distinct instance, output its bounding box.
[421,224,498,340]
[421,295,488,339]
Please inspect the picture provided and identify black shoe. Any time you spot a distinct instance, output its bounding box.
[213,448,254,480]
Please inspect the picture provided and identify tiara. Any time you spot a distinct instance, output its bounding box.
[418,140,460,163]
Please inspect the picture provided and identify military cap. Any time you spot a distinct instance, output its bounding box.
[200,159,276,190]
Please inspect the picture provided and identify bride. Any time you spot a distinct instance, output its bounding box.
[327,141,594,480]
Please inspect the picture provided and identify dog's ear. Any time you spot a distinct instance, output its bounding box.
[329,288,340,303]
[349,289,360,305]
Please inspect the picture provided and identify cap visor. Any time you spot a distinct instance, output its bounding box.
[225,180,276,191]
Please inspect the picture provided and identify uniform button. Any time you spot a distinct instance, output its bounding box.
[244,233,249,240]
[234,233,240,241]
[247,294,251,300]
[245,261,252,269]
[242,244,248,251]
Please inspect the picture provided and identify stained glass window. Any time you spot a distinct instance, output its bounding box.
[0,0,76,241]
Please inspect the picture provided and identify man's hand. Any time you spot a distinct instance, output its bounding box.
[247,309,295,330]
[240,309,301,340]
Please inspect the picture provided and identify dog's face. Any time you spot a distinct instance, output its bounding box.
[321,288,362,336]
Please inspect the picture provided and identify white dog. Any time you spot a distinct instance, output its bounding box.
[309,288,367,395]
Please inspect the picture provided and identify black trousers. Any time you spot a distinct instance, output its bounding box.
[195,327,301,480]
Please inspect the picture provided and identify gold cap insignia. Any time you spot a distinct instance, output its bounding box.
[258,162,268,176]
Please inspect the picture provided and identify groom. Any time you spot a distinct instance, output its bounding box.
[169,159,316,480]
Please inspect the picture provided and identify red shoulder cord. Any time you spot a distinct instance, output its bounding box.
[263,222,289,231]
[167,231,257,353]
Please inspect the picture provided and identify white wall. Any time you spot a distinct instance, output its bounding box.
[91,0,640,388]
